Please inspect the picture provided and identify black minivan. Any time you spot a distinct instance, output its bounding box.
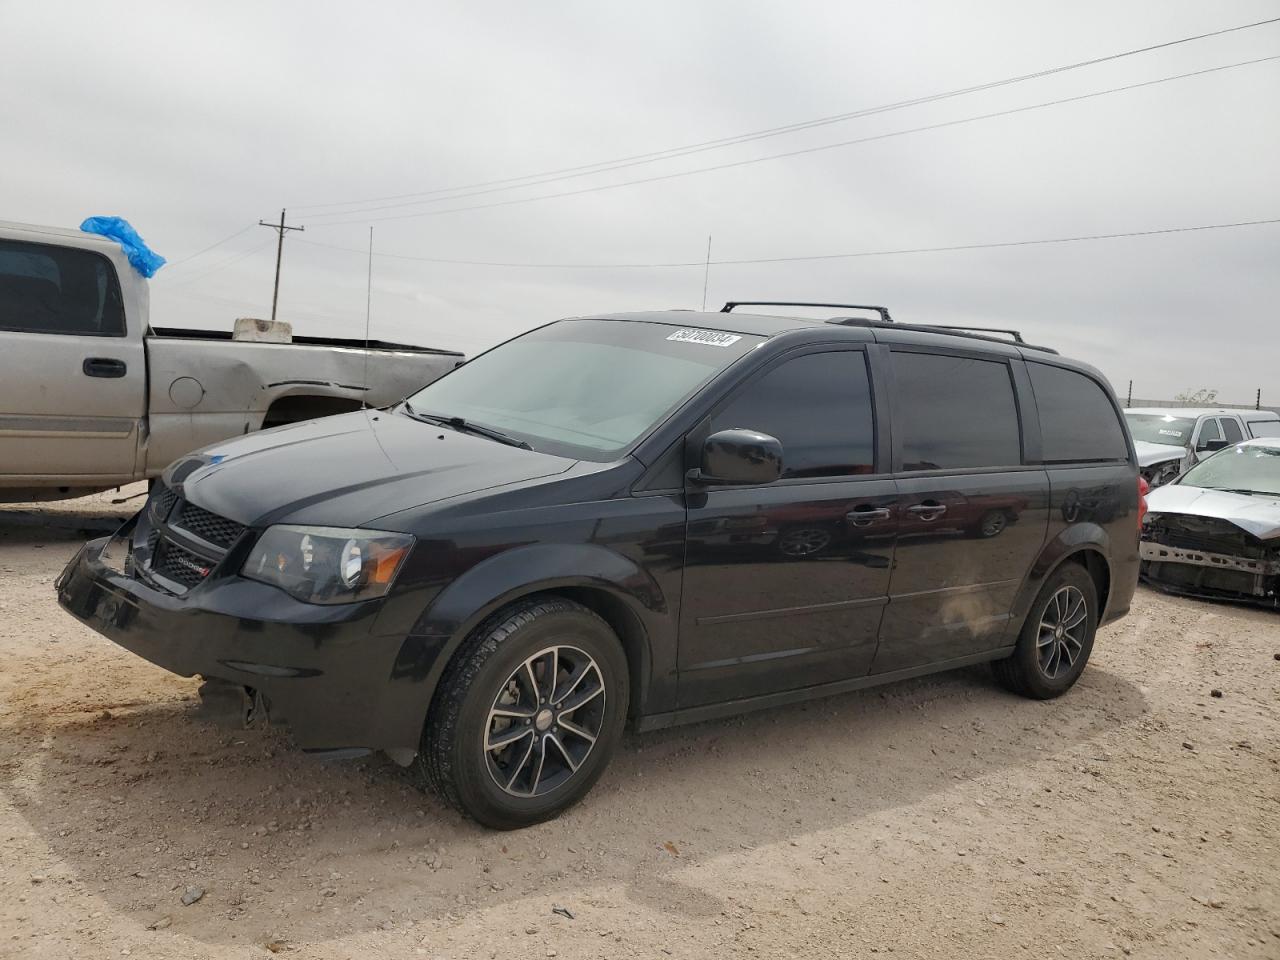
[58,303,1143,829]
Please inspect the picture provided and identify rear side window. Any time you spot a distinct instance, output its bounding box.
[1220,418,1243,444]
[892,352,1021,471]
[0,238,125,336]
[1248,419,1280,439]
[1027,362,1129,463]
[709,351,875,478]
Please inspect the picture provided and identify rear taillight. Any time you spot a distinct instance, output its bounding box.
[1137,476,1150,532]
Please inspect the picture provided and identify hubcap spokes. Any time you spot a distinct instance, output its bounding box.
[484,644,605,798]
[1036,585,1087,679]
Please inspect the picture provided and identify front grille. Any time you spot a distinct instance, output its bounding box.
[133,484,244,595]
[152,540,215,589]
[152,486,178,522]
[172,502,246,548]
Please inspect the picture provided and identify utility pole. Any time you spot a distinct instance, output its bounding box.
[258,208,304,323]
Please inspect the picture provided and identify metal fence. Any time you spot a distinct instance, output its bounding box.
[1126,395,1280,416]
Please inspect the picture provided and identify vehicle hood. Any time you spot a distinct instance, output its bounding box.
[170,409,576,527]
[1133,439,1187,467]
[1145,483,1280,540]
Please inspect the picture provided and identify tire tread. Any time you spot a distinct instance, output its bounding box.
[412,595,609,821]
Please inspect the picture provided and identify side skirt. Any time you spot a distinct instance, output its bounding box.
[635,647,1016,732]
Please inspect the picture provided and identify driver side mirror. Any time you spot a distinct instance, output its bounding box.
[688,429,783,486]
[1198,438,1229,453]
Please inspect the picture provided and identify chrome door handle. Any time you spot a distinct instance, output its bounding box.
[846,506,892,525]
[907,503,947,520]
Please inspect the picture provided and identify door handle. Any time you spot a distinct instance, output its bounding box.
[83,357,127,379]
[907,502,947,520]
[846,506,892,525]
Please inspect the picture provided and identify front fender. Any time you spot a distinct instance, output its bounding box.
[372,542,675,753]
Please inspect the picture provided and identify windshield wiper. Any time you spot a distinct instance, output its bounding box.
[401,402,532,450]
[1202,486,1260,496]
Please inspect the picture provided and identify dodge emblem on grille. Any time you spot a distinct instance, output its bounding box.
[171,553,210,577]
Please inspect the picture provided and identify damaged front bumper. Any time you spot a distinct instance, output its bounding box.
[55,534,425,753]
[1139,537,1279,606]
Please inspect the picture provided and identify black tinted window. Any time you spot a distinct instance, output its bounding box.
[1199,419,1222,444]
[710,351,875,478]
[1221,418,1243,443]
[1028,362,1128,463]
[0,239,125,336]
[892,352,1021,470]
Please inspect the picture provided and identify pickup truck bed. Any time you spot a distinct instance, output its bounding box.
[0,220,464,500]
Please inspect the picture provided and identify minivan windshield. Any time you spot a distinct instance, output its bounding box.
[404,319,763,460]
[1178,442,1280,497]
[1125,413,1196,447]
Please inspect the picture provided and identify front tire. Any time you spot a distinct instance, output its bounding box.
[416,596,629,830]
[992,562,1098,699]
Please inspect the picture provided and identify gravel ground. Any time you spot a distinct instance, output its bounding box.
[1,489,1277,959]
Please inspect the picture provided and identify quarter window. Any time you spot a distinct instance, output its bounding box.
[709,351,875,478]
[0,239,125,336]
[892,352,1021,471]
[1027,362,1129,463]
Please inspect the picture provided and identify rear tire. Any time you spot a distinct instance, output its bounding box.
[415,596,628,830]
[993,562,1097,699]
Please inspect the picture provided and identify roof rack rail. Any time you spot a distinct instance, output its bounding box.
[722,301,891,323]
[822,315,1056,354]
[922,324,1025,344]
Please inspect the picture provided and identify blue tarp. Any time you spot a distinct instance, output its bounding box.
[79,216,167,278]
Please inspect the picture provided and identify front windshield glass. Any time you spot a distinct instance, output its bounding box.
[405,319,764,460]
[1125,413,1196,446]
[1179,443,1280,496]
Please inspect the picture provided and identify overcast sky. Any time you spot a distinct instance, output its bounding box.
[3,0,1278,400]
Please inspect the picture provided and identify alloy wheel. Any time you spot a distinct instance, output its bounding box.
[484,645,606,797]
[1036,585,1087,679]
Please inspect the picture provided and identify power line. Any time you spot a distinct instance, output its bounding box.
[294,16,1280,217]
[309,55,1280,227]
[159,238,275,287]
[294,217,1280,270]
[162,223,257,269]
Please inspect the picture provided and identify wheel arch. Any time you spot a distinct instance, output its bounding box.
[381,543,673,756]
[1012,524,1114,632]
[260,392,364,429]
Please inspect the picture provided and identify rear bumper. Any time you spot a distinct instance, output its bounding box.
[56,536,427,750]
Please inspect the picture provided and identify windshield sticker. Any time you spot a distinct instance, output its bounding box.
[1158,429,1185,438]
[667,328,742,347]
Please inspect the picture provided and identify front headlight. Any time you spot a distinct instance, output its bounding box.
[243,525,414,604]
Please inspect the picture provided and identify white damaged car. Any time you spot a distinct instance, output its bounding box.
[1124,407,1280,488]
[1140,438,1280,607]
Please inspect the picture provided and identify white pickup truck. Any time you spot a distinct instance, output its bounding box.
[1124,406,1280,487]
[1,220,464,501]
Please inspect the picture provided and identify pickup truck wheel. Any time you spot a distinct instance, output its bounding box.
[992,563,1097,699]
[416,596,628,830]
